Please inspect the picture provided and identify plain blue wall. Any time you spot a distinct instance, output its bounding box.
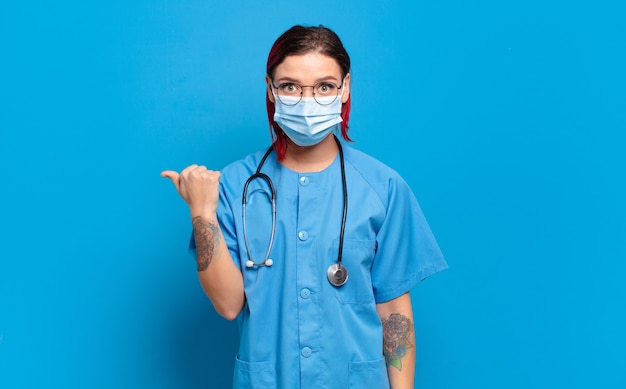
[1,1,624,388]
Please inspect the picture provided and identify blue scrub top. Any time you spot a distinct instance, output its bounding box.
[190,143,447,388]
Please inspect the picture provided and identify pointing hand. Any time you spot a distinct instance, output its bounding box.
[161,165,221,216]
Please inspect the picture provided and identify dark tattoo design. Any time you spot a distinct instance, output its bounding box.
[382,313,414,371]
[192,216,220,271]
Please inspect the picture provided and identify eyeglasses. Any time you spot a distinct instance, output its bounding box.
[271,79,343,106]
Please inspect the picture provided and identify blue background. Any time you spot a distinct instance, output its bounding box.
[1,1,624,388]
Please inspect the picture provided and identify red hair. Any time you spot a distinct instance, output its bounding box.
[265,25,352,160]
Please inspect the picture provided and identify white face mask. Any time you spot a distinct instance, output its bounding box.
[273,94,343,147]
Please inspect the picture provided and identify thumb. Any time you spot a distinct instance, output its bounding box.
[160,170,181,192]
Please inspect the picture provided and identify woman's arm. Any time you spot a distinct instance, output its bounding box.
[162,165,245,320]
[376,292,415,389]
[191,213,245,319]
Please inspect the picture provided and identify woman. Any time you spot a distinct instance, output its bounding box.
[162,25,447,389]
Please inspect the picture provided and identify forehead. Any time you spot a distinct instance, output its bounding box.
[273,52,342,81]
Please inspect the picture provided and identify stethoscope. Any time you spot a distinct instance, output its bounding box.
[242,135,349,287]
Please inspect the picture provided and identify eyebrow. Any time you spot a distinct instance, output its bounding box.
[274,75,340,84]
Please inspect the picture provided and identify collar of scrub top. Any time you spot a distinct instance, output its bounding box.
[242,134,349,287]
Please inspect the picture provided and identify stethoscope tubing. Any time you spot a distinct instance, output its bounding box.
[242,170,276,267]
[336,137,347,268]
[242,135,348,286]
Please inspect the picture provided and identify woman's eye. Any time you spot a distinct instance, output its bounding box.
[317,83,335,94]
[280,83,298,93]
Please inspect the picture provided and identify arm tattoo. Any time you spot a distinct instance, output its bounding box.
[192,216,220,271]
[382,313,414,371]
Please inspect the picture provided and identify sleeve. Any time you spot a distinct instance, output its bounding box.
[187,180,243,271]
[371,176,448,303]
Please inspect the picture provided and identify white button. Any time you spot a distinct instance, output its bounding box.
[298,231,309,241]
[299,176,310,186]
[301,347,312,358]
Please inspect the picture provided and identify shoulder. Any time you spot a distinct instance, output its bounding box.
[343,144,403,179]
[221,148,269,175]
[342,144,411,203]
[220,147,273,195]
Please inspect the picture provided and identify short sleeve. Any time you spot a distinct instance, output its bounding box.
[371,176,447,303]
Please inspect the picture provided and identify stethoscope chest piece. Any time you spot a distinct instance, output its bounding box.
[327,263,348,287]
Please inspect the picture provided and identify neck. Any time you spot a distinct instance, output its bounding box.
[281,134,339,173]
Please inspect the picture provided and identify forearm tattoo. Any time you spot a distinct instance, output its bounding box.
[382,313,414,371]
[192,216,220,271]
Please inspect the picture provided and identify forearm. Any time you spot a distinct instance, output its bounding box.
[376,293,415,389]
[192,213,245,320]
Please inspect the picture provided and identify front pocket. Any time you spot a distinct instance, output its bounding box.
[233,355,276,388]
[349,357,390,388]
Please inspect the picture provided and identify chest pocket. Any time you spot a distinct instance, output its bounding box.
[331,239,377,304]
